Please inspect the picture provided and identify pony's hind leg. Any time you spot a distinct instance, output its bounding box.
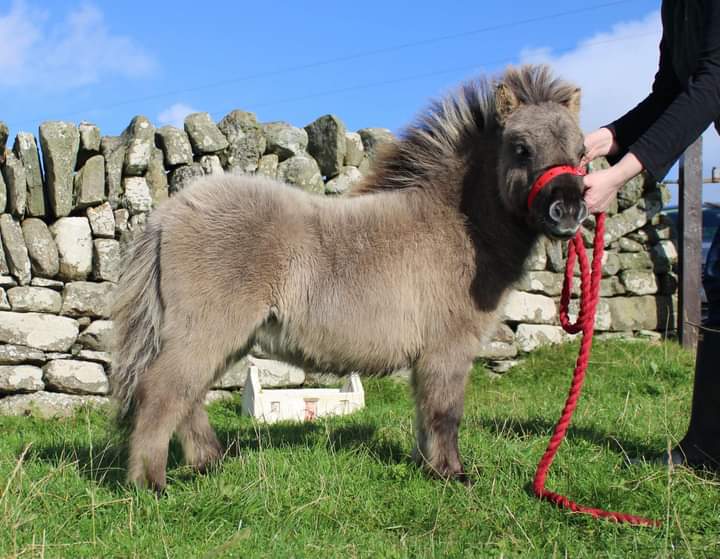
[176,401,224,474]
[412,348,474,483]
[127,351,192,492]
[127,338,230,490]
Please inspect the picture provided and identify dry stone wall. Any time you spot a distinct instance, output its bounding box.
[0,110,677,416]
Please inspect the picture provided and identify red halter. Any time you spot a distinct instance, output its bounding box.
[527,165,587,210]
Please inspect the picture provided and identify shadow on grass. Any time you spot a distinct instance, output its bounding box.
[474,415,664,460]
[29,414,409,491]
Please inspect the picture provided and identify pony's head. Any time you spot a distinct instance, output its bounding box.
[494,67,587,240]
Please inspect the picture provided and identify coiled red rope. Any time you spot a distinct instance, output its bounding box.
[530,212,659,527]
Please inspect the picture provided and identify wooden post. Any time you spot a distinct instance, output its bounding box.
[677,136,703,349]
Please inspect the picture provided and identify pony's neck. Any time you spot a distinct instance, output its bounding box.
[459,132,540,282]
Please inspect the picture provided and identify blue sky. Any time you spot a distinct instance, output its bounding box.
[1,0,716,200]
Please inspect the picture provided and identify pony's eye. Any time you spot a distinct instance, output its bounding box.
[514,143,530,158]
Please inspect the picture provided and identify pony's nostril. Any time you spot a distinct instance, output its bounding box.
[549,200,564,222]
[577,202,589,222]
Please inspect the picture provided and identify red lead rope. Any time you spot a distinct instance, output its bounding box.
[528,168,659,527]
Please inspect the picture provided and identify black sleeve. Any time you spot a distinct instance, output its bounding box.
[628,2,720,180]
[605,4,681,158]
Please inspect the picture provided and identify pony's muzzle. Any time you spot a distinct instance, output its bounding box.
[547,199,588,238]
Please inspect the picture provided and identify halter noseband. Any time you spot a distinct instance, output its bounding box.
[527,165,587,210]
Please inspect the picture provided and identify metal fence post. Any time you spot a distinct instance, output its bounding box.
[677,136,703,349]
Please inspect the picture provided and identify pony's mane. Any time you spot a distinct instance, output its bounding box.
[351,65,579,195]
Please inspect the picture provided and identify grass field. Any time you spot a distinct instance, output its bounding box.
[1,340,718,558]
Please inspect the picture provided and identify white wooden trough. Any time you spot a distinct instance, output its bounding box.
[241,367,365,423]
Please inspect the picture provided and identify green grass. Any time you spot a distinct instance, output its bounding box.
[1,340,718,558]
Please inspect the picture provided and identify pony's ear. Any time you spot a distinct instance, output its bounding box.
[565,87,581,120]
[495,83,519,124]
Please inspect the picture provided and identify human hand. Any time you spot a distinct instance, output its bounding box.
[583,152,643,213]
[582,168,623,213]
[581,127,618,166]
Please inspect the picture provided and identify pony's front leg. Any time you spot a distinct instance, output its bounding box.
[411,351,473,484]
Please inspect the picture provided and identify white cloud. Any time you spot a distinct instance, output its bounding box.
[520,10,720,178]
[0,1,155,89]
[157,103,198,129]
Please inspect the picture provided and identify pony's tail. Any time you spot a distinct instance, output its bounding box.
[110,218,164,420]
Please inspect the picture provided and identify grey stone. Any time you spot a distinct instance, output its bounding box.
[169,163,204,194]
[215,355,305,389]
[277,154,324,194]
[200,155,223,176]
[0,391,110,418]
[43,359,109,395]
[218,110,266,173]
[567,297,612,330]
[515,271,564,296]
[156,126,193,167]
[256,154,278,178]
[515,324,575,352]
[50,217,92,281]
[620,270,658,295]
[545,239,566,272]
[13,132,44,217]
[76,350,112,366]
[30,277,63,290]
[39,121,79,218]
[0,243,9,276]
[146,147,168,207]
[21,218,59,278]
[78,122,101,165]
[651,240,678,272]
[77,320,113,351]
[0,311,78,351]
[114,209,129,236]
[357,128,395,160]
[73,154,105,209]
[122,177,152,214]
[344,132,365,167]
[92,239,121,282]
[61,281,114,319]
[0,171,5,215]
[122,116,154,142]
[487,359,521,374]
[100,136,126,208]
[0,214,31,285]
[0,289,8,310]
[0,365,44,393]
[605,296,672,331]
[204,390,235,405]
[325,166,363,195]
[477,339,517,359]
[7,286,62,313]
[184,112,228,155]
[617,173,646,210]
[618,237,643,252]
[86,202,115,239]
[599,276,626,297]
[1,152,26,217]
[0,344,46,365]
[123,139,151,176]
[603,205,648,245]
[0,276,15,288]
[657,272,678,296]
[501,290,556,324]
[602,251,620,277]
[0,122,7,162]
[618,251,653,271]
[305,114,347,177]
[263,122,308,161]
[523,238,547,271]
